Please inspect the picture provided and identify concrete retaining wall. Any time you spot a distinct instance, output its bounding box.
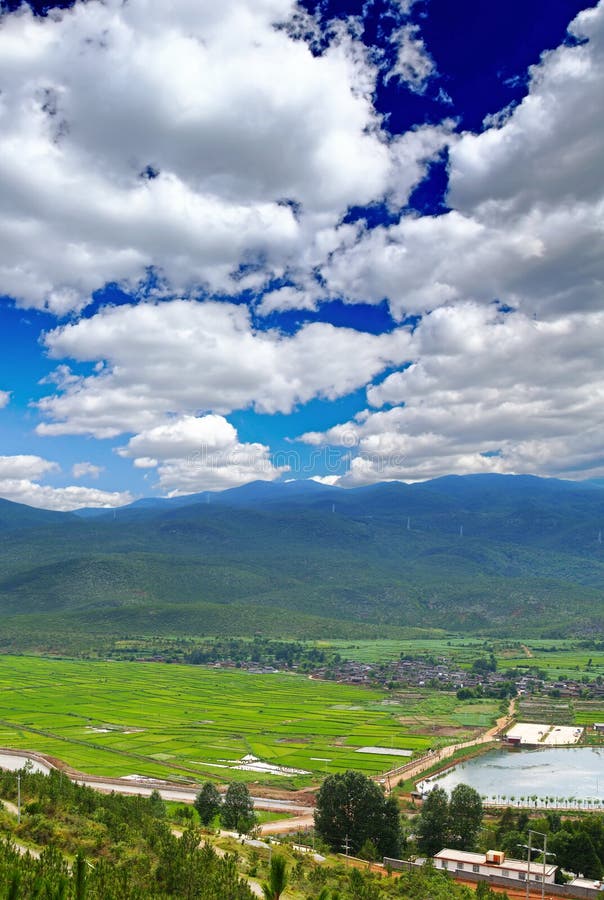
[383,858,603,899]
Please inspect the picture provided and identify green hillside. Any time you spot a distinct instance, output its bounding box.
[0,475,602,647]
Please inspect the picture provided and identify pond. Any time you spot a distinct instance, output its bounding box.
[423,746,604,808]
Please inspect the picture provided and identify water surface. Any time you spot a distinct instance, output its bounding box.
[426,747,604,806]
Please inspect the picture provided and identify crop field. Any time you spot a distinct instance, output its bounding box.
[575,701,604,726]
[495,642,604,679]
[0,656,498,787]
[517,696,604,730]
[325,638,486,664]
[328,638,604,681]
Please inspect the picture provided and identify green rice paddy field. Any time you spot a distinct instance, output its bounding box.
[0,656,497,786]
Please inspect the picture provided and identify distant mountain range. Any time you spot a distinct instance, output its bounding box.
[0,474,603,648]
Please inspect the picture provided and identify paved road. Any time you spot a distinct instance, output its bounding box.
[0,747,310,814]
[73,776,310,813]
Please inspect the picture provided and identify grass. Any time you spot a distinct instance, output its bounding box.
[324,638,488,664]
[493,641,604,679]
[0,656,500,786]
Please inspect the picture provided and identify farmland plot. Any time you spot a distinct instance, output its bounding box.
[0,656,495,786]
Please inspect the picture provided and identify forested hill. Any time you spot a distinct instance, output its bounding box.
[0,474,603,644]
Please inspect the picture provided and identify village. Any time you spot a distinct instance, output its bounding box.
[306,655,604,703]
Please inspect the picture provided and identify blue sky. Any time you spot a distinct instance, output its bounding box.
[0,0,602,509]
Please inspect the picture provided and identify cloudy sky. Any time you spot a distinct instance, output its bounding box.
[0,0,602,509]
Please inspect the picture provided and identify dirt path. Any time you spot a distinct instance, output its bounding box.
[259,813,314,835]
[383,696,516,790]
[1,696,518,824]
[245,877,264,898]
[2,799,19,817]
[259,699,519,830]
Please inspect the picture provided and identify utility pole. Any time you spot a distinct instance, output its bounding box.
[526,831,531,900]
[539,836,555,900]
[17,773,21,824]
[342,834,351,863]
[520,829,553,900]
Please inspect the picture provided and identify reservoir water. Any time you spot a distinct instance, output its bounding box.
[425,746,604,807]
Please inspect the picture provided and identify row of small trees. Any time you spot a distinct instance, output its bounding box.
[486,793,604,809]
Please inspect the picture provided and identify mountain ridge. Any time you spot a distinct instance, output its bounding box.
[1,474,602,645]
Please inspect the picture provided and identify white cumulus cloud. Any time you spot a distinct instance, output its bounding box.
[0,454,131,509]
[118,414,287,494]
[298,303,604,483]
[0,0,423,313]
[0,454,58,480]
[72,461,103,479]
[323,1,604,320]
[0,479,133,511]
[257,286,320,315]
[37,299,411,437]
[387,24,435,93]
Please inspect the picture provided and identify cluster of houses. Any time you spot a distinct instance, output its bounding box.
[311,655,528,691]
[309,655,604,702]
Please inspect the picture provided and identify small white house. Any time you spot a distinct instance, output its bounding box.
[433,849,557,884]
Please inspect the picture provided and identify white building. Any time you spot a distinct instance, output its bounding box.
[569,877,604,892]
[434,849,557,885]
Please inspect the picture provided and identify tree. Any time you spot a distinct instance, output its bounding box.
[476,883,507,900]
[358,838,379,861]
[472,656,496,675]
[415,787,449,857]
[448,784,483,850]
[148,788,167,819]
[74,851,87,900]
[194,781,222,826]
[499,829,524,858]
[381,795,404,857]
[220,782,256,834]
[314,770,401,858]
[550,828,603,879]
[262,854,288,900]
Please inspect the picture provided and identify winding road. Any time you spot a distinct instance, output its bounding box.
[0,748,311,814]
